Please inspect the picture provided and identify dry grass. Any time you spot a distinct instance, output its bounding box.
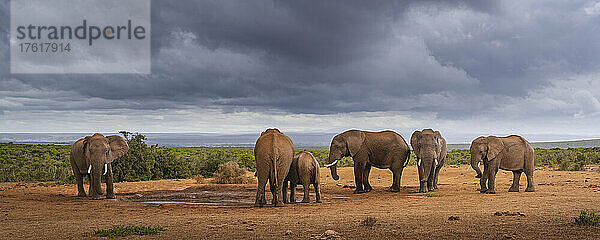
[212,161,254,184]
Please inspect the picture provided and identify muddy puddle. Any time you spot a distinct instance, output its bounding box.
[126,185,257,206]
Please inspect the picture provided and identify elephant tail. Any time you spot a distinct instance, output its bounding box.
[270,144,279,194]
[403,148,411,168]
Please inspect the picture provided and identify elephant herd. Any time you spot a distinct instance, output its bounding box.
[68,129,535,205]
[252,128,535,207]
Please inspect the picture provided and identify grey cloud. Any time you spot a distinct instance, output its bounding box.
[1,0,599,130]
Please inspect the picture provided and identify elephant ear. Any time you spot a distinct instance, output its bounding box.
[82,136,92,167]
[344,131,365,157]
[434,131,444,153]
[487,136,504,161]
[106,135,129,162]
[410,131,421,157]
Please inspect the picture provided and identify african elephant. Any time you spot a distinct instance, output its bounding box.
[325,130,410,193]
[470,135,535,194]
[411,129,447,193]
[70,133,129,200]
[283,151,322,203]
[254,128,295,207]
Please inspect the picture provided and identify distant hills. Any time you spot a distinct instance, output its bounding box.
[1,133,599,149]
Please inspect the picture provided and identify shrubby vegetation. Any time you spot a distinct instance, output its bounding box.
[1,133,600,183]
[574,210,600,226]
[95,225,165,237]
[212,161,254,184]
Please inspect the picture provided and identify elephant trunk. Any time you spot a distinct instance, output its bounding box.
[327,153,340,180]
[470,157,482,178]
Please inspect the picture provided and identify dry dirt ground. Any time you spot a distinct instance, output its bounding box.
[1,165,600,239]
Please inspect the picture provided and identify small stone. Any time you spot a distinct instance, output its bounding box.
[246,226,254,231]
[284,230,293,235]
[448,216,460,221]
[324,230,337,237]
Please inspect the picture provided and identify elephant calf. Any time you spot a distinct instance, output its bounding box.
[283,151,322,203]
[411,129,447,193]
[470,135,535,194]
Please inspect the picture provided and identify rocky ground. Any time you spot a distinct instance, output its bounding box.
[1,165,600,239]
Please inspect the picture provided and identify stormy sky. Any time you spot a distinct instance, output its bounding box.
[1,0,600,142]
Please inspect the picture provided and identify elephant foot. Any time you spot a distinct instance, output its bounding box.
[254,203,264,208]
[106,194,116,199]
[91,196,102,200]
[475,174,482,178]
[315,199,322,203]
[301,199,310,203]
[77,193,87,197]
[273,202,285,207]
[364,186,373,192]
[508,187,519,192]
[524,187,535,192]
[419,189,428,193]
[389,188,400,193]
[479,188,488,193]
[353,189,366,194]
[484,190,496,194]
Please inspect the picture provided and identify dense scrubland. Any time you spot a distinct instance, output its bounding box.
[1,133,599,183]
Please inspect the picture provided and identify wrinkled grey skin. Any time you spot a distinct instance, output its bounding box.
[470,135,535,194]
[254,128,295,207]
[326,130,410,194]
[410,129,447,193]
[283,151,322,203]
[70,133,129,200]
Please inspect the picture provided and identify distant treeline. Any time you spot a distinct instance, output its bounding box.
[1,133,599,183]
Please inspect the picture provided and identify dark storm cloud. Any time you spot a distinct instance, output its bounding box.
[1,0,599,119]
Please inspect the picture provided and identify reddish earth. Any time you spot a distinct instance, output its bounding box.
[1,165,600,239]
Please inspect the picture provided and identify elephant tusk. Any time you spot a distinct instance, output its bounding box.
[435,158,438,166]
[324,159,339,168]
[87,165,92,174]
[417,159,421,166]
[103,163,108,175]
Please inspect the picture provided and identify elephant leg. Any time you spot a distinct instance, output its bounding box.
[390,159,403,192]
[485,168,498,194]
[106,164,115,199]
[273,165,288,207]
[73,168,86,197]
[508,170,521,192]
[479,166,488,193]
[427,164,435,191]
[314,181,322,203]
[282,179,289,203]
[433,164,442,189]
[302,183,310,203]
[290,182,297,203]
[353,162,365,194]
[524,169,535,192]
[254,175,268,207]
[269,177,277,205]
[363,164,372,192]
[89,171,102,200]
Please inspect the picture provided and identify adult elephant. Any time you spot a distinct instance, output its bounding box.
[70,133,129,200]
[254,128,295,207]
[410,129,447,193]
[325,130,410,193]
[470,135,535,194]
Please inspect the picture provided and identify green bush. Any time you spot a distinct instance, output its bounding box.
[95,225,165,237]
[574,210,600,226]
